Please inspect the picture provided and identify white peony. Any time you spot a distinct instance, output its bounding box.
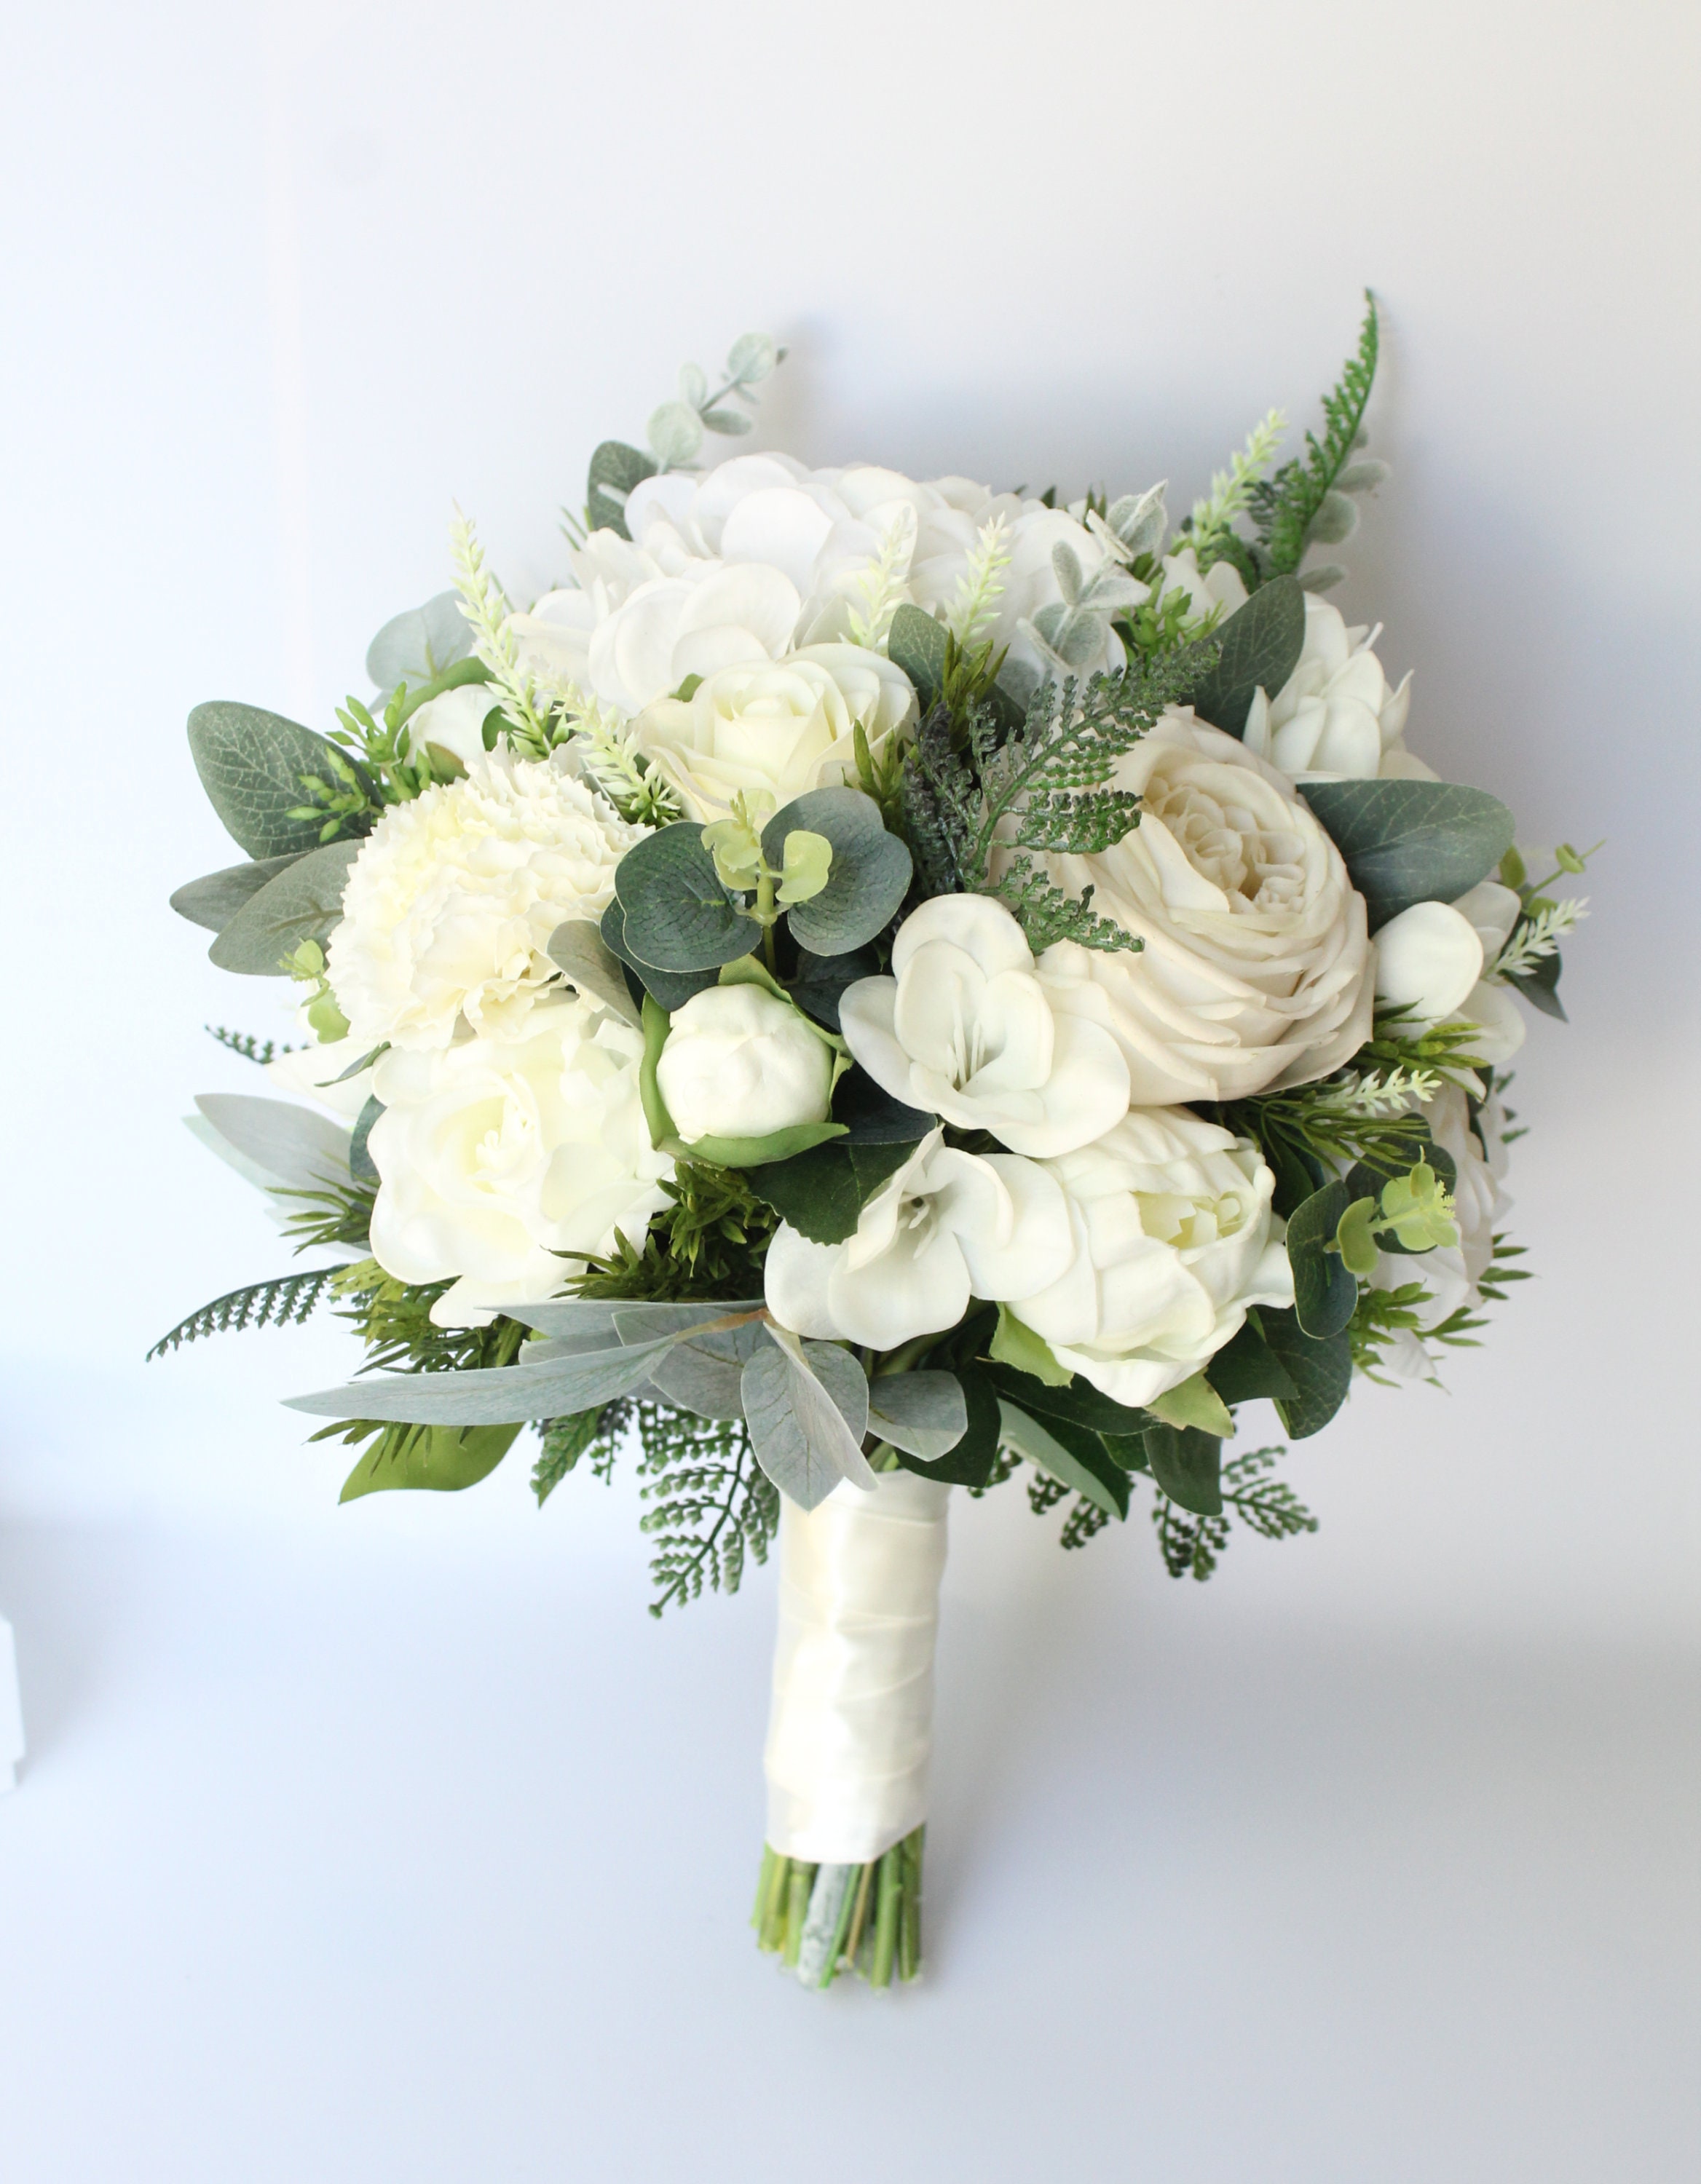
[1243,595,1424,783]
[1365,1084,1512,1378]
[1014,1107,1294,1409]
[655,984,834,1145]
[404,683,497,772]
[1373,881,1526,1065]
[367,996,671,1327]
[1027,713,1373,1104]
[633,644,915,824]
[840,895,1131,1158]
[764,1128,1076,1351]
[327,749,644,1053]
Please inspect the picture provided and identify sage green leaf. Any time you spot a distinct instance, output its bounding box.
[1506,948,1566,1021]
[186,701,367,860]
[1184,575,1306,737]
[760,788,913,955]
[600,901,718,1010]
[615,824,758,971]
[791,948,880,1032]
[1287,1178,1357,1337]
[867,1371,968,1461]
[744,1137,915,1244]
[741,1329,875,1509]
[192,1093,351,1193]
[349,1094,381,1184]
[1300,780,1517,930]
[1205,1315,1298,1405]
[365,590,473,693]
[1145,1372,1236,1439]
[887,603,948,706]
[170,852,305,934]
[208,839,361,974]
[725,331,779,381]
[1143,1423,1223,1516]
[647,400,704,467]
[587,440,657,539]
[1257,1306,1353,1439]
[286,1337,677,1427]
[996,1402,1129,1519]
[546,918,642,1024]
[982,1361,1153,1438]
[645,1317,770,1420]
[895,1363,1001,1487]
[339,1423,519,1503]
[608,1301,766,1342]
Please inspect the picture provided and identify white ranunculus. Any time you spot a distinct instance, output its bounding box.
[655,984,834,1145]
[764,1128,1076,1351]
[1365,1084,1512,1378]
[1373,881,1526,1065]
[405,683,497,772]
[840,895,1131,1158]
[1015,1107,1293,1409]
[633,644,915,824]
[1242,595,1425,783]
[367,997,671,1327]
[1027,712,1373,1104]
[327,750,644,1053]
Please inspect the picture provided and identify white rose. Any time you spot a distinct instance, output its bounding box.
[368,997,671,1327]
[764,1128,1076,1351]
[1014,1107,1294,1409]
[655,984,834,1145]
[327,749,644,1053]
[633,644,915,824]
[1365,1084,1512,1377]
[404,683,497,772]
[1243,596,1424,783]
[1027,712,1373,1104]
[1373,881,1526,1064]
[840,895,1131,1158]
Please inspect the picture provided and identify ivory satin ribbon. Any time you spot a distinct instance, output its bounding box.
[762,1469,950,1866]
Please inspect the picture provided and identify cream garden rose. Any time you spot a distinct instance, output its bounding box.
[1028,713,1373,1104]
[367,995,671,1327]
[328,750,644,1052]
[1014,1107,1294,1409]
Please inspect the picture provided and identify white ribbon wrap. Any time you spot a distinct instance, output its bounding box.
[763,1469,950,1866]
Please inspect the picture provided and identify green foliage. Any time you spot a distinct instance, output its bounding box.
[1300,779,1517,930]
[280,1175,377,1255]
[171,853,306,935]
[206,1025,296,1066]
[533,1400,632,1501]
[636,1403,781,1617]
[208,839,361,975]
[1153,1447,1318,1580]
[1247,297,1379,579]
[335,1421,521,1501]
[570,1163,778,1302]
[187,702,374,860]
[1182,576,1307,737]
[1349,1233,1531,1382]
[147,1265,347,1359]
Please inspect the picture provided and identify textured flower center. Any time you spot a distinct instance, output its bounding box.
[1137,1188,1250,1249]
[1147,778,1306,912]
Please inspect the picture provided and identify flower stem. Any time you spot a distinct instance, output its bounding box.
[751,1829,926,1990]
[870,1844,903,1989]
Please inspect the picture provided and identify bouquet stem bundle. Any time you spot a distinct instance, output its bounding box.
[754,1828,925,1989]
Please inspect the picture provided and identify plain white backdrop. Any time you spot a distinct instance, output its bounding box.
[1,3,1697,2177]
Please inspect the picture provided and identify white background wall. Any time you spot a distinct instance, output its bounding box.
[1,4,1696,2178]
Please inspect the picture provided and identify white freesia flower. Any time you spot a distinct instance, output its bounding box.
[1027,713,1373,1104]
[1015,1108,1293,1409]
[764,1128,1076,1350]
[1450,879,1527,1064]
[655,984,834,1145]
[327,750,644,1053]
[405,683,496,772]
[367,997,671,1327]
[840,895,1130,1158]
[633,644,915,824]
[1242,596,1424,783]
[1365,1085,1512,1378]
[1373,882,1526,1064]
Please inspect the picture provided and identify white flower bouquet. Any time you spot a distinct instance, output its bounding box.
[159,302,1591,1990]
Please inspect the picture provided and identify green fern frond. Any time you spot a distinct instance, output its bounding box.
[1247,295,1379,577]
[206,1026,297,1067]
[147,1265,348,1359]
[636,1404,778,1616]
[1152,1447,1317,1580]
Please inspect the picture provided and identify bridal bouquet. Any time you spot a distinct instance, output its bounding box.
[159,302,1590,1990]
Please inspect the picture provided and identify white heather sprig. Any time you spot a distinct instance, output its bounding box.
[1489,898,1589,982]
[944,513,1014,646]
[569,700,681,827]
[1314,1065,1443,1117]
[1188,409,1287,561]
[843,507,919,651]
[448,510,551,751]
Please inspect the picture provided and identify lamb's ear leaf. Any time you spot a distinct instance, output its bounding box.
[867,1371,968,1461]
[170,852,306,934]
[615,823,759,972]
[365,590,475,694]
[741,1329,875,1510]
[338,1423,520,1503]
[208,839,362,974]
[587,440,657,539]
[644,1318,769,1422]
[1182,574,1307,737]
[186,701,371,860]
[887,604,948,707]
[287,1338,677,1428]
[1142,1423,1223,1516]
[1255,1307,1353,1439]
[1285,1179,1357,1338]
[762,788,913,955]
[192,1093,351,1193]
[1299,780,1517,929]
[995,1401,1129,1519]
[893,1364,1001,1487]
[547,919,644,1024]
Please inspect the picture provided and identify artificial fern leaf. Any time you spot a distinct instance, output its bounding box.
[1248,294,1380,578]
[148,1265,348,1358]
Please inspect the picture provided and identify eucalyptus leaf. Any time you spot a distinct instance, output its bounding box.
[170,852,305,935]
[616,825,758,972]
[546,919,644,1024]
[725,332,779,381]
[699,408,753,436]
[995,1402,1128,1519]
[349,1095,382,1184]
[1184,575,1306,737]
[1143,1423,1223,1516]
[339,1423,519,1503]
[760,788,912,955]
[600,900,717,1010]
[208,839,361,975]
[587,440,656,539]
[1344,1138,1458,1257]
[791,948,880,1032]
[741,1330,875,1510]
[894,1363,1001,1487]
[366,591,473,694]
[186,702,369,860]
[886,604,948,707]
[867,1372,968,1461]
[1257,1307,1353,1439]
[1286,1179,1358,1339]
[287,1337,677,1428]
[1300,780,1517,930]
[832,1066,934,1145]
[192,1093,352,1194]
[1506,949,1566,1021]
[647,400,704,467]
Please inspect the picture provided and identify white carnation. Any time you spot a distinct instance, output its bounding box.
[328,750,644,1053]
[367,997,671,1327]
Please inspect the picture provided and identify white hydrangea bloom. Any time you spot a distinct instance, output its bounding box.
[327,750,644,1053]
